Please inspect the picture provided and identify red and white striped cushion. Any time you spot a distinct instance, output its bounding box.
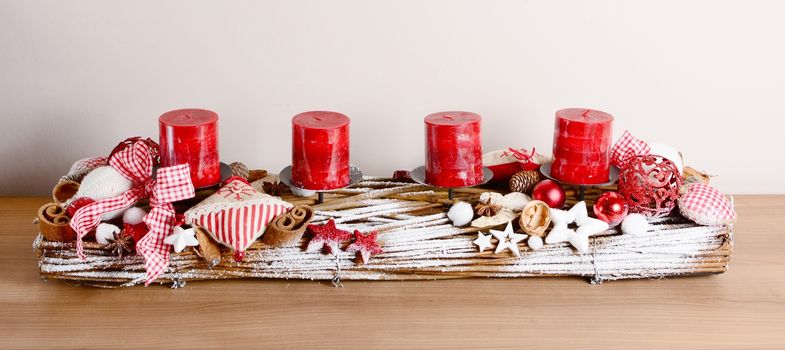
[184,177,292,258]
[678,183,736,226]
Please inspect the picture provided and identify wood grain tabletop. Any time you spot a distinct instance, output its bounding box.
[1,196,783,349]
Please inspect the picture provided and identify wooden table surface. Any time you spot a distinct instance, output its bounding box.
[1,196,783,349]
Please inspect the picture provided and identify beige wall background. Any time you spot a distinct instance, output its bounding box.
[1,0,783,195]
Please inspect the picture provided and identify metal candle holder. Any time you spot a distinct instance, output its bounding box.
[539,162,619,201]
[409,166,494,200]
[278,164,365,204]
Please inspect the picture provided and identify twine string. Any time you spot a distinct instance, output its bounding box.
[331,253,344,288]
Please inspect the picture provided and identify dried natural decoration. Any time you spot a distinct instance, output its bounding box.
[229,162,249,180]
[509,170,541,194]
[475,198,502,217]
[106,230,135,258]
[52,180,80,204]
[618,155,683,218]
[683,166,712,185]
[36,203,76,242]
[262,181,289,197]
[247,169,269,183]
[193,226,222,268]
[519,200,551,237]
[261,205,315,247]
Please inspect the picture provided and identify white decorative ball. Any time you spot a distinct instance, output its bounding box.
[621,213,650,236]
[122,207,147,225]
[527,235,543,250]
[95,223,121,245]
[447,201,474,227]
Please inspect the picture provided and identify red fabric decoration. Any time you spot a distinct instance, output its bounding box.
[678,183,736,226]
[610,131,651,168]
[70,140,195,285]
[184,176,292,262]
[618,155,682,218]
[305,219,353,254]
[346,230,383,264]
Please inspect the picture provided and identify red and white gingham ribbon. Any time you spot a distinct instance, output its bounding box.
[610,131,651,168]
[70,140,195,285]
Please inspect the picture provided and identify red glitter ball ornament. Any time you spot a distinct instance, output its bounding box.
[593,191,628,226]
[618,155,682,218]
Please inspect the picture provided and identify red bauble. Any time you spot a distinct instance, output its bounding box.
[123,222,149,242]
[532,179,566,208]
[593,191,629,226]
[618,155,682,217]
[66,197,95,217]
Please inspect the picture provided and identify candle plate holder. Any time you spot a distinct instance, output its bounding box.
[409,166,493,200]
[540,162,619,201]
[278,164,365,204]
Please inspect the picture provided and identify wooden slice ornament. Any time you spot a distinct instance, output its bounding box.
[519,200,551,237]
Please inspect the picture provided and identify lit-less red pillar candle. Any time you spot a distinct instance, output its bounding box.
[551,108,613,184]
[159,108,220,189]
[425,111,484,187]
[291,111,350,190]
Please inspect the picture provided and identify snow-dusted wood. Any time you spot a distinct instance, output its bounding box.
[34,177,732,287]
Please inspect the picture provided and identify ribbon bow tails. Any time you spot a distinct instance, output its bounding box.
[610,131,651,168]
[70,140,195,285]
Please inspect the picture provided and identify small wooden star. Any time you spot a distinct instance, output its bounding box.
[472,232,493,252]
[490,222,527,258]
[346,230,383,264]
[305,219,353,254]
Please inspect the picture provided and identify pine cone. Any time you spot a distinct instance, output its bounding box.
[229,162,250,180]
[509,170,541,194]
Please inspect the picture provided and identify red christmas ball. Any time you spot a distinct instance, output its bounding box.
[123,223,149,243]
[532,179,566,208]
[593,191,629,226]
[618,155,682,217]
[66,197,96,217]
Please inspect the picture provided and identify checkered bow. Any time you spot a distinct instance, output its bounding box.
[70,140,195,285]
[610,131,651,168]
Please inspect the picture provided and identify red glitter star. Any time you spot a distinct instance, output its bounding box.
[346,230,383,264]
[305,219,353,254]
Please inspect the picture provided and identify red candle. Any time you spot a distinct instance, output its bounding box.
[551,108,613,184]
[159,108,220,189]
[291,111,350,190]
[424,111,484,187]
